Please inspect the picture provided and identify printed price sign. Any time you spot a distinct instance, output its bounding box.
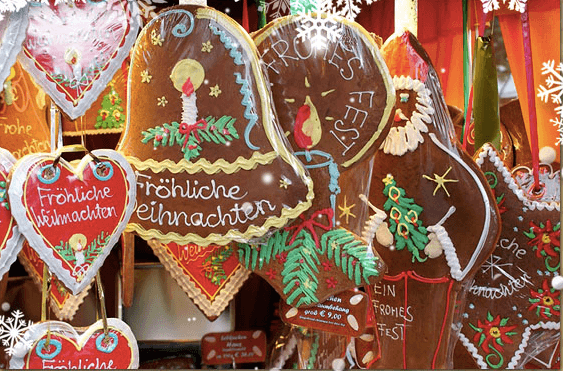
[201,330,266,365]
[280,290,368,337]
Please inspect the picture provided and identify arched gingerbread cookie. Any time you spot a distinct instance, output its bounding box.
[238,14,394,308]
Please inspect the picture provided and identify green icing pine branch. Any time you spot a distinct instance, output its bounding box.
[142,115,238,161]
[85,231,110,265]
[54,240,76,263]
[96,87,124,129]
[382,174,428,263]
[202,246,234,286]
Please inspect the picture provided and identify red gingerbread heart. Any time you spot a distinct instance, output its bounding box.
[0,148,24,276]
[8,149,136,295]
[19,0,140,119]
[9,319,138,369]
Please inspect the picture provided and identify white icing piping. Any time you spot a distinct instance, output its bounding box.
[429,133,491,280]
[270,333,298,371]
[181,93,198,124]
[427,206,462,280]
[380,75,434,156]
[458,331,488,369]
[475,144,560,212]
[507,321,561,369]
[359,194,386,244]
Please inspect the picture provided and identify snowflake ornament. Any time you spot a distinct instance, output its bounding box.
[291,0,377,21]
[537,60,563,146]
[264,0,291,19]
[295,11,342,49]
[0,310,33,356]
[481,0,527,13]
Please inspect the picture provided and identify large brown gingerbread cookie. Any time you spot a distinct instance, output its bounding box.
[118,5,314,246]
[357,32,501,369]
[457,144,560,369]
[238,14,395,308]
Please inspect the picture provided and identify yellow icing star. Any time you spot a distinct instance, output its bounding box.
[279,178,291,189]
[201,41,213,53]
[383,174,394,186]
[338,196,356,224]
[140,69,152,83]
[422,166,459,197]
[209,84,221,97]
[151,30,163,46]
[157,96,168,107]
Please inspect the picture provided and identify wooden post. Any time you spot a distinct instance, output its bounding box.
[121,233,135,308]
[395,0,418,37]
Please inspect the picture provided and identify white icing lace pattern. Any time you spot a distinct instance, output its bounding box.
[475,144,560,212]
[380,75,434,156]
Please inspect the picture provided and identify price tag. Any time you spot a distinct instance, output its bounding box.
[201,330,266,365]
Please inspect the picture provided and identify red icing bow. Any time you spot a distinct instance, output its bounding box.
[285,208,334,248]
[179,119,207,149]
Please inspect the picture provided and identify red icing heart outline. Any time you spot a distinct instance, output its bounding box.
[0,148,24,277]
[9,319,139,369]
[9,149,136,294]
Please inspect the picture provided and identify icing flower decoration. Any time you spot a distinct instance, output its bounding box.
[523,220,560,258]
[528,279,561,319]
[326,277,337,289]
[469,312,517,354]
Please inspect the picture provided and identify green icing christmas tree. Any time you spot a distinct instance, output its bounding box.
[382,174,429,263]
[96,85,124,129]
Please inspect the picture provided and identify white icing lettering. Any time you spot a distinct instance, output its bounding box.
[498,238,526,259]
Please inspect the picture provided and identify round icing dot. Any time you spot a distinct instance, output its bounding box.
[517,313,522,318]
[551,275,563,290]
[1,302,10,312]
[513,227,518,232]
[469,303,475,309]
[522,319,528,325]
[539,146,556,164]
[332,358,345,371]
[463,313,468,318]
[512,306,517,311]
[538,270,544,276]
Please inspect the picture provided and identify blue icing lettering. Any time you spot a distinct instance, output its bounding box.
[234,72,260,150]
[209,25,243,65]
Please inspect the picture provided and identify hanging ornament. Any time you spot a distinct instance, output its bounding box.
[8,148,136,295]
[0,148,24,277]
[18,0,140,119]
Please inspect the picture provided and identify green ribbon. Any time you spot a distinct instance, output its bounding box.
[473,36,501,151]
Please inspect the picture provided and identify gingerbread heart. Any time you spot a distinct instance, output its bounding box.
[8,149,136,294]
[238,14,394,308]
[9,318,139,369]
[18,0,140,119]
[148,240,250,320]
[0,6,28,89]
[0,61,51,159]
[18,241,91,321]
[0,147,24,276]
[118,4,314,246]
[457,144,560,369]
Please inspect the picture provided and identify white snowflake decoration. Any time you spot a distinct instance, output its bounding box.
[0,310,33,356]
[295,10,342,50]
[481,0,527,13]
[290,0,376,21]
[537,60,563,146]
[264,0,291,19]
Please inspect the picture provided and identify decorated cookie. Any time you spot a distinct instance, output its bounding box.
[9,318,139,369]
[0,147,24,276]
[0,62,50,158]
[148,240,250,320]
[238,13,394,307]
[358,32,501,369]
[18,0,140,119]
[118,5,314,246]
[457,144,560,369]
[61,65,128,135]
[0,6,27,90]
[8,148,136,294]
[18,241,91,321]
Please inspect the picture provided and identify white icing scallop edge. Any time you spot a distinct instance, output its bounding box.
[475,144,560,212]
[429,133,492,281]
[270,333,298,370]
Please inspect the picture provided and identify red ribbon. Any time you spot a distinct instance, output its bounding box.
[285,208,334,248]
[179,119,207,149]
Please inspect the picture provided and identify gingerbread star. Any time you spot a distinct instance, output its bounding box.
[457,144,560,369]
